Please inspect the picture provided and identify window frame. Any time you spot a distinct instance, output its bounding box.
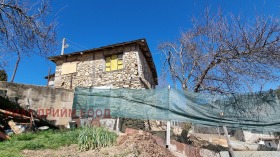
[104,53,124,72]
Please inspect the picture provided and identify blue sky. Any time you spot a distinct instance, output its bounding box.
[6,0,280,89]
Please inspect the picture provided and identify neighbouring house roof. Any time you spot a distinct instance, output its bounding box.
[48,38,158,85]
[44,73,55,79]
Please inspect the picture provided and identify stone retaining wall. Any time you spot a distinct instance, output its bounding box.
[0,81,74,126]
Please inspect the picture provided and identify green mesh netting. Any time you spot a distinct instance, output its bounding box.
[73,87,280,132]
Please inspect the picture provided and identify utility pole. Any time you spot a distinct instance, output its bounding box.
[61,38,66,55]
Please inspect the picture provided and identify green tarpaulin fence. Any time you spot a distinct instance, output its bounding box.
[73,87,280,132]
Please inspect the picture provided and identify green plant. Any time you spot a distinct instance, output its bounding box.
[78,126,117,151]
[0,69,7,81]
[0,129,81,156]
[13,132,36,141]
[20,142,45,150]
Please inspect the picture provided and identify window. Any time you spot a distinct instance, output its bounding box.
[105,54,123,71]
[61,62,77,75]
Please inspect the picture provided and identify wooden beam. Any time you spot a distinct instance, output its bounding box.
[0,109,30,119]
[0,131,10,140]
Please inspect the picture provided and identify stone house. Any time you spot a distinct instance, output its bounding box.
[48,39,158,89]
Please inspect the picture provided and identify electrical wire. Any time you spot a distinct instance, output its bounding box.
[66,38,88,50]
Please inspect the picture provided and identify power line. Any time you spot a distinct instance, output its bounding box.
[66,38,88,50]
[68,46,81,52]
[67,44,83,52]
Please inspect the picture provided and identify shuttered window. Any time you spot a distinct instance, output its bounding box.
[105,54,123,72]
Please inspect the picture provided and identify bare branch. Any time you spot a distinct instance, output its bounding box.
[160,9,280,94]
[0,0,57,80]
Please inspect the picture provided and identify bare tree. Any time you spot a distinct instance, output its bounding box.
[160,9,280,94]
[275,86,280,98]
[0,0,56,82]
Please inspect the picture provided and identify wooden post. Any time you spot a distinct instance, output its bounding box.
[30,110,35,131]
[70,73,73,89]
[223,126,235,157]
[217,126,221,139]
[46,67,51,87]
[277,140,280,151]
[10,55,20,83]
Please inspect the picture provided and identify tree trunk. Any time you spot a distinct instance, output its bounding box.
[194,59,221,92]
[10,56,20,83]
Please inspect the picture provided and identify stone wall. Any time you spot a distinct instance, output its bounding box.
[239,130,276,143]
[53,44,156,89]
[54,53,95,89]
[0,82,74,126]
[137,48,155,88]
[119,118,148,132]
[92,45,142,89]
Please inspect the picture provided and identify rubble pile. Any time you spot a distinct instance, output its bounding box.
[117,131,175,157]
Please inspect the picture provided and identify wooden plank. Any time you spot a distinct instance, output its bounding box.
[8,120,23,134]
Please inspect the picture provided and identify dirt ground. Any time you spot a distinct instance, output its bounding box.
[22,132,175,157]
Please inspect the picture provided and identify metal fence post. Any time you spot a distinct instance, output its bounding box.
[116,117,120,132]
[166,85,171,148]
[166,121,171,148]
[223,126,235,157]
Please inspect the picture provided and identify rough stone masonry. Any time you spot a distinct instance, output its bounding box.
[48,39,158,90]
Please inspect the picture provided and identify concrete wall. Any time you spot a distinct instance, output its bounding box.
[0,82,74,126]
[243,130,275,143]
[235,129,276,144]
[53,44,156,89]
